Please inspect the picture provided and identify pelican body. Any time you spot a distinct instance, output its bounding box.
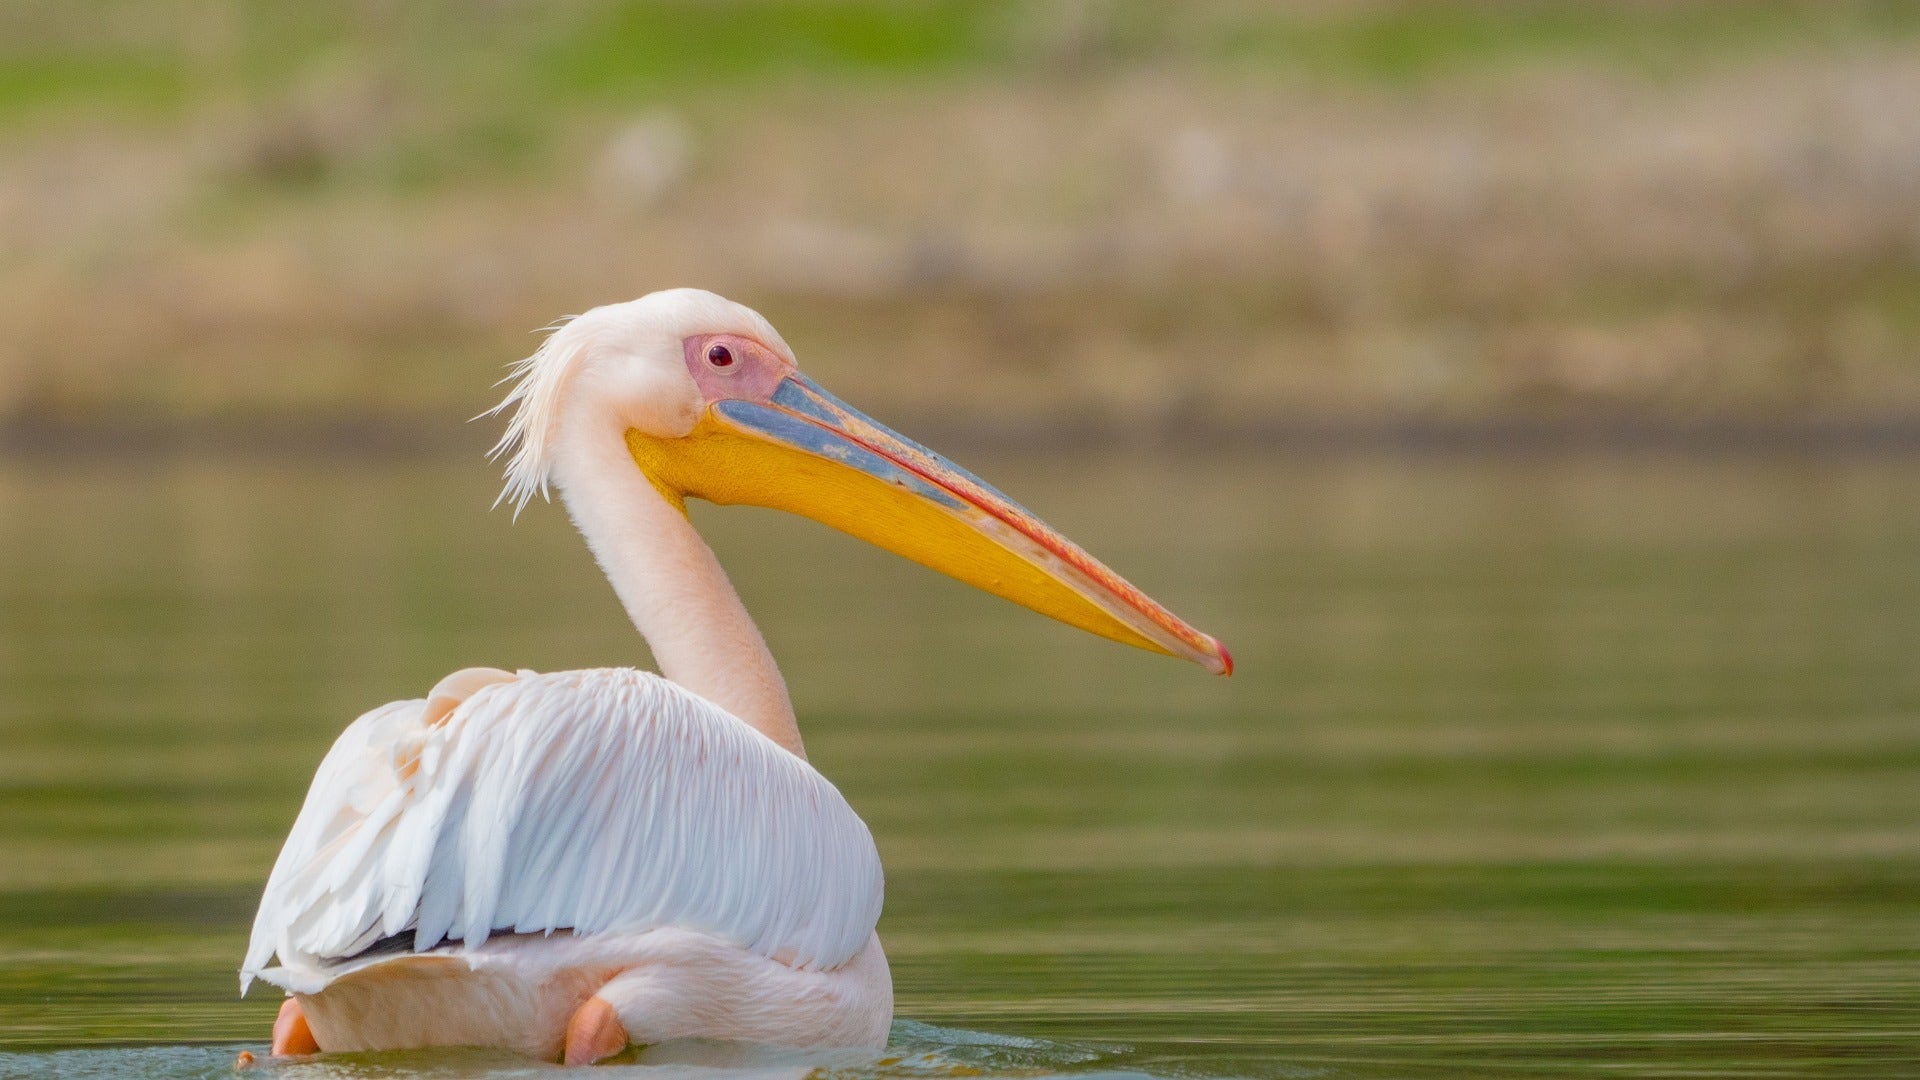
[241,290,1229,1064]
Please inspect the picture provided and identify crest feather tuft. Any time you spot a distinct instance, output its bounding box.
[482,317,583,515]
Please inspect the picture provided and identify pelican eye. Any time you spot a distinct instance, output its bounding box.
[706,344,735,368]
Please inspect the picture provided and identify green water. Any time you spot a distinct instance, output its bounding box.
[1,450,1917,1077]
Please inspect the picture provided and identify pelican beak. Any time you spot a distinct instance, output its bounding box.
[628,372,1231,675]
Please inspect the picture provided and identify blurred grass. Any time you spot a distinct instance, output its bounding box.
[2,0,1919,436]
[1212,0,1920,79]
[12,2,1920,125]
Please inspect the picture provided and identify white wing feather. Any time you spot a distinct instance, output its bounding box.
[242,668,882,993]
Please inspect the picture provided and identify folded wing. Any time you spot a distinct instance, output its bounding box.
[242,668,882,992]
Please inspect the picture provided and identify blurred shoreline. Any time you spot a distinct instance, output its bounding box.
[8,409,1920,462]
[5,2,1918,446]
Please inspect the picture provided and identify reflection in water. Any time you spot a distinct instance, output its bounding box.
[1,452,1918,1076]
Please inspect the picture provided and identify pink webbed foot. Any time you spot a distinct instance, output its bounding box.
[271,996,320,1056]
[563,995,629,1066]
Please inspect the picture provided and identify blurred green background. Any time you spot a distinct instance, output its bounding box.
[3,3,1920,1077]
[4,0,1920,440]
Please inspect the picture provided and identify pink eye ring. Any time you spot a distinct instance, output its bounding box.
[706,344,735,368]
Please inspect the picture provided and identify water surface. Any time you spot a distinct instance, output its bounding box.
[1,451,1917,1077]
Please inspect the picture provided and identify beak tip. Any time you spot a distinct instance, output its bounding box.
[1209,639,1233,677]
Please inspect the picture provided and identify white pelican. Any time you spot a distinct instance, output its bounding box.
[239,289,1230,1065]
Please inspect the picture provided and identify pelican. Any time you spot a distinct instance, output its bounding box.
[239,289,1230,1065]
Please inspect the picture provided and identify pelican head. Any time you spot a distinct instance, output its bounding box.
[491,288,1230,675]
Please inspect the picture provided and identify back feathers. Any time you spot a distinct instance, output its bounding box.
[243,668,882,993]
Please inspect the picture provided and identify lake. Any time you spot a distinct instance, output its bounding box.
[1,448,1916,1077]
